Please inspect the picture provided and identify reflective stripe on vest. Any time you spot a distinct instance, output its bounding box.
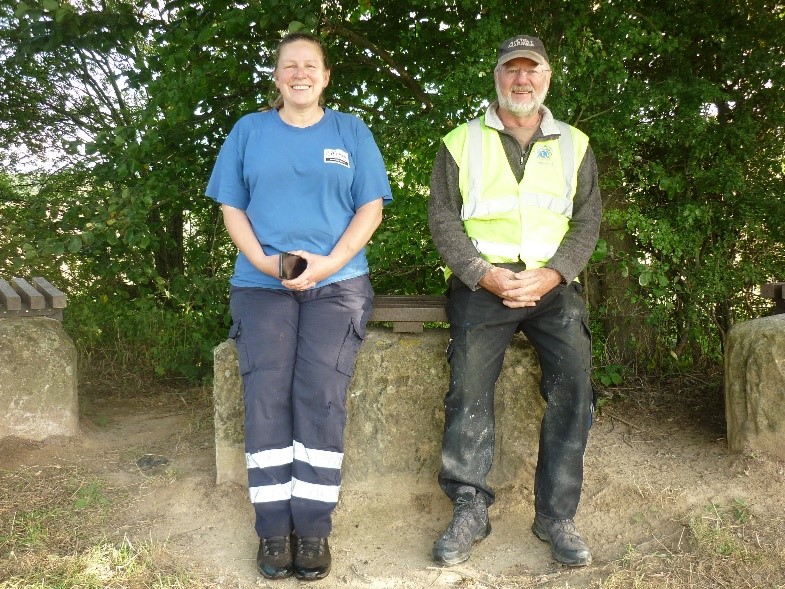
[469,238,558,261]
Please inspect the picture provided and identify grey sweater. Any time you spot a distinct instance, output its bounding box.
[428,103,602,290]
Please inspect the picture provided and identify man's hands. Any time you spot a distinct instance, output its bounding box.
[478,267,563,308]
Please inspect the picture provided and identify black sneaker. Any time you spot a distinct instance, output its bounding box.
[256,536,293,579]
[433,489,491,565]
[294,536,331,581]
[532,514,592,566]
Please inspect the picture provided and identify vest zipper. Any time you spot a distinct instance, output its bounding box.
[521,143,533,168]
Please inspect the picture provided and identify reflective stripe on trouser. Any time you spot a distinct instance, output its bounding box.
[229,276,373,538]
[439,277,593,519]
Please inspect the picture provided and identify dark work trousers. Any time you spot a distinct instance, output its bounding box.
[229,275,373,539]
[439,276,593,520]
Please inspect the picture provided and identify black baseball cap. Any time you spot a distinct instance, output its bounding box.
[497,35,549,67]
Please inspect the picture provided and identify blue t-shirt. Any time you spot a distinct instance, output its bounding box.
[206,108,392,288]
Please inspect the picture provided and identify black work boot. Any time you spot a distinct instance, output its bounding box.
[433,488,491,565]
[256,536,294,579]
[532,514,592,566]
[293,536,331,581]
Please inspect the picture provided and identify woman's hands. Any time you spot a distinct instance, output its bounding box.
[279,250,340,291]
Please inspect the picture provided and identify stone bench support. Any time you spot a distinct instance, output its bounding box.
[725,314,785,460]
[0,276,75,441]
[0,317,78,440]
[213,327,544,489]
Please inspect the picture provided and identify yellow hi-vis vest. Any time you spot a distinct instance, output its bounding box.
[443,115,589,268]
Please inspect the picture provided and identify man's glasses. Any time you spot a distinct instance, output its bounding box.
[498,67,550,80]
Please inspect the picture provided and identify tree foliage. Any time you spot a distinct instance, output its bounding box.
[2,0,784,379]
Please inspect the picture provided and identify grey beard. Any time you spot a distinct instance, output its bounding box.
[497,93,542,117]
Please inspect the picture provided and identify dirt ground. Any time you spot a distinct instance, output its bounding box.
[3,374,785,588]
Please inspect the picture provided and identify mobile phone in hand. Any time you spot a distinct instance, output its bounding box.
[279,252,308,280]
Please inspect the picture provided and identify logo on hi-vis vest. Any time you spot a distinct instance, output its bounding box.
[324,149,350,168]
[536,145,553,160]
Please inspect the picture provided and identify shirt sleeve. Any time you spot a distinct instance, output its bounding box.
[205,121,250,210]
[545,144,602,283]
[428,142,493,289]
[350,119,393,209]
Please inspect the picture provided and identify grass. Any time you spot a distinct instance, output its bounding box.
[1,539,203,589]
[0,462,210,589]
[1,466,108,554]
[598,499,785,589]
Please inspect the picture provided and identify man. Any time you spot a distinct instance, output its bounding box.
[428,34,601,568]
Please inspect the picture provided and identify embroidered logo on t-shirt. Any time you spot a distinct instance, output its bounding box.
[324,149,351,168]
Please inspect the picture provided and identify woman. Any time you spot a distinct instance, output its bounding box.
[205,32,392,581]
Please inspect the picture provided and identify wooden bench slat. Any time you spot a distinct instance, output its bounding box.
[761,283,784,300]
[371,307,447,322]
[11,277,46,310]
[370,295,447,333]
[0,279,22,311]
[1,276,67,320]
[761,282,785,314]
[33,277,67,309]
[371,296,447,318]
[372,295,447,308]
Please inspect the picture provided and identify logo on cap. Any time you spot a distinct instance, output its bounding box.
[508,38,535,49]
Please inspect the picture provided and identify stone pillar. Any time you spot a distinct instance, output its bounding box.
[725,314,785,460]
[0,317,78,440]
[213,327,544,488]
[213,339,247,485]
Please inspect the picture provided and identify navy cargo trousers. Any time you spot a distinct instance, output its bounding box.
[229,275,373,539]
[439,277,594,520]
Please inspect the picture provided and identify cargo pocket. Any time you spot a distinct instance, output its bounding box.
[336,317,367,376]
[228,322,251,376]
